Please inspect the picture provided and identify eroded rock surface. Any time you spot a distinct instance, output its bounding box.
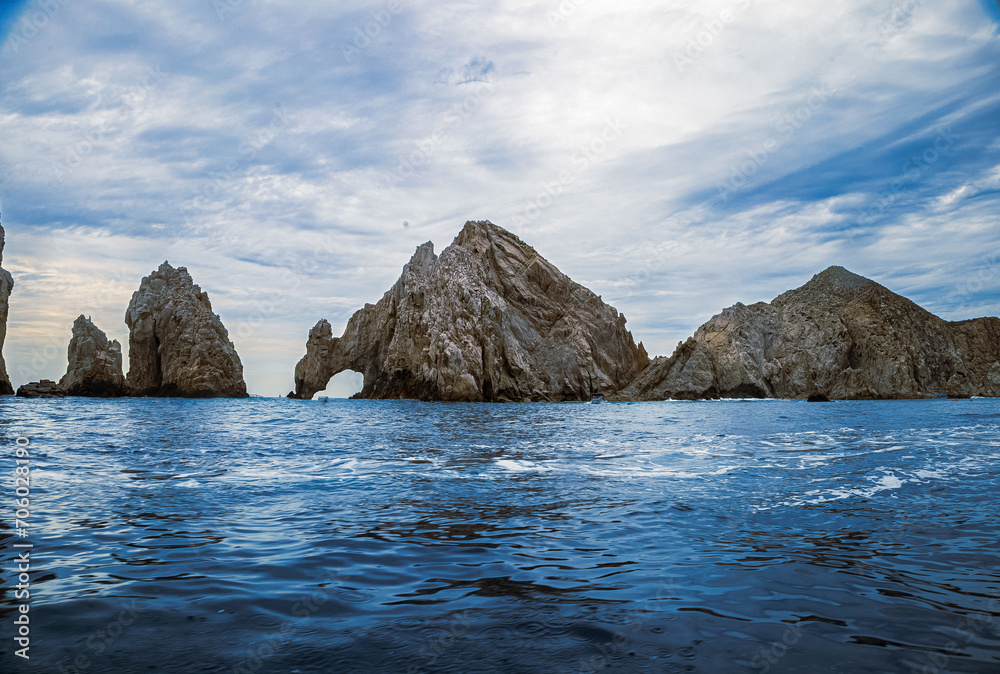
[59,315,127,396]
[0,220,13,395]
[126,262,247,398]
[619,266,1000,400]
[17,379,66,398]
[291,220,648,401]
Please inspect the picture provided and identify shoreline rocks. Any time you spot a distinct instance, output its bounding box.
[290,220,649,401]
[17,380,67,398]
[618,266,1000,401]
[59,315,128,397]
[125,262,248,398]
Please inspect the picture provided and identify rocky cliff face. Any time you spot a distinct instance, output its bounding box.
[126,262,248,398]
[291,220,649,401]
[619,266,1000,400]
[59,315,127,396]
[0,220,14,395]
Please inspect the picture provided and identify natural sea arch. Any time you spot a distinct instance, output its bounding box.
[312,370,363,399]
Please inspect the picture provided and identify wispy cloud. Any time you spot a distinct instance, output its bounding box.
[1,0,998,395]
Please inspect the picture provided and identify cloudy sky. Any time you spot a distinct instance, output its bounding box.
[1,0,999,396]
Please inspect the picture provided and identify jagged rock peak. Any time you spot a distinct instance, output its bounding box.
[810,265,873,289]
[125,262,248,398]
[59,315,127,397]
[456,218,510,242]
[408,240,437,268]
[453,219,536,256]
[619,267,1000,401]
[774,265,877,305]
[291,219,649,401]
[0,217,13,395]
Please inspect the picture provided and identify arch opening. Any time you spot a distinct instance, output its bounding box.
[312,369,363,399]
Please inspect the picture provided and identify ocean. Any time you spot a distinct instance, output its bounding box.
[2,397,999,673]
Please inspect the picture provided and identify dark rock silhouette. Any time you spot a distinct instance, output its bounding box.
[290,220,648,401]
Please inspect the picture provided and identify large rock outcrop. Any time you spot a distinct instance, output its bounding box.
[125,262,248,398]
[290,220,649,401]
[0,219,14,395]
[59,315,127,396]
[619,266,1000,400]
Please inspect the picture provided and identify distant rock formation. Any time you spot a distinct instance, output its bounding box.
[16,380,66,398]
[290,220,649,401]
[125,262,248,398]
[619,266,1000,400]
[0,219,13,395]
[59,315,127,397]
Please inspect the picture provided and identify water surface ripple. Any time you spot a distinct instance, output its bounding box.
[1,398,999,672]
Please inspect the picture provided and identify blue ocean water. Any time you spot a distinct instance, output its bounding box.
[1,397,999,673]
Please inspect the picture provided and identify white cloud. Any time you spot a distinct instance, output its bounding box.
[1,0,999,395]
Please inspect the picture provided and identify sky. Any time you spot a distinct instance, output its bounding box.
[1,0,999,397]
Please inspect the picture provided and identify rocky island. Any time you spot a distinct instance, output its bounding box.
[1,218,997,402]
[619,266,1000,400]
[125,262,248,398]
[59,315,128,397]
[290,220,649,401]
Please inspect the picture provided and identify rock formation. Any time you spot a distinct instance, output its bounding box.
[290,220,649,401]
[125,262,248,398]
[59,315,127,396]
[0,218,14,395]
[619,266,1000,400]
[16,380,66,398]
